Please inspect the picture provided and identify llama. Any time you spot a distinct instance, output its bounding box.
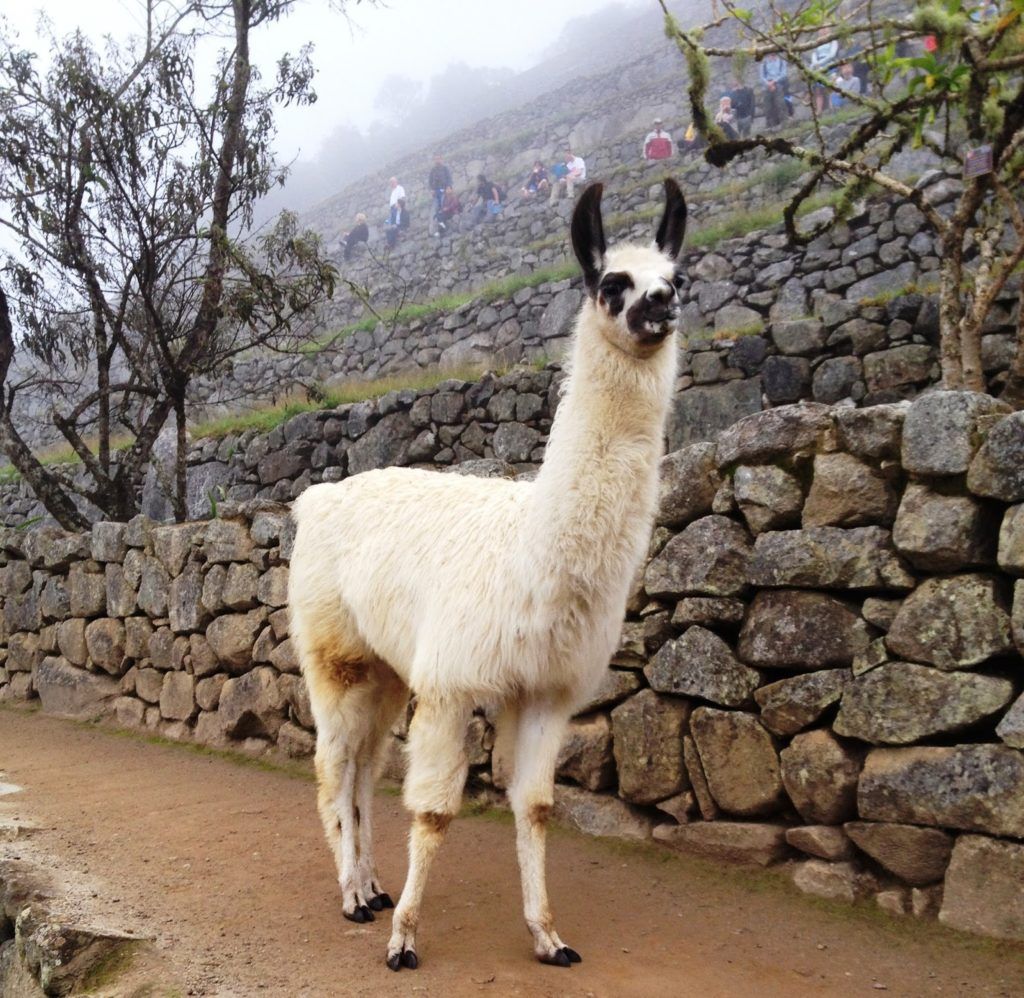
[288,179,687,971]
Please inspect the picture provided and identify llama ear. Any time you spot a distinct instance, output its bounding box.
[655,178,688,260]
[571,183,606,296]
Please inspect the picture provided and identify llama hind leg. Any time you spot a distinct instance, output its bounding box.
[314,686,380,924]
[386,696,472,971]
[509,700,580,967]
[355,669,408,911]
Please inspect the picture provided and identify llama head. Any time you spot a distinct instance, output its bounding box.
[571,179,687,359]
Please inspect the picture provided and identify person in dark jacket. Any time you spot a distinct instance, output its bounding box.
[428,154,453,216]
[729,79,755,136]
[341,213,369,261]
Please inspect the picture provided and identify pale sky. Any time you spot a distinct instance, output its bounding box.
[4,0,646,165]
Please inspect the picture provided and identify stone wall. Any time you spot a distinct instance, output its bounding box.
[1,387,1023,942]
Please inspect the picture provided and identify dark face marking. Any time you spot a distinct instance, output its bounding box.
[598,270,633,317]
[625,279,679,342]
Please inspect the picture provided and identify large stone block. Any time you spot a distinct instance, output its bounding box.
[168,564,210,633]
[791,859,878,902]
[834,662,1013,744]
[785,825,854,861]
[893,484,997,571]
[152,522,205,576]
[136,557,170,618]
[902,391,1009,477]
[221,562,259,611]
[160,672,196,722]
[690,707,785,817]
[733,464,803,534]
[858,745,1024,837]
[610,689,689,805]
[715,402,832,468]
[747,527,914,591]
[67,563,106,618]
[206,610,266,674]
[997,693,1024,749]
[997,504,1024,574]
[940,835,1024,941]
[738,590,871,670]
[218,665,286,738]
[653,822,790,866]
[347,412,413,473]
[885,574,1013,669]
[105,564,138,618]
[780,729,863,824]
[863,344,935,393]
[967,412,1024,501]
[835,402,908,459]
[256,566,289,608]
[552,785,653,841]
[90,521,128,563]
[754,669,849,736]
[35,656,118,719]
[646,626,761,707]
[203,519,255,564]
[656,444,720,527]
[644,515,751,598]
[667,379,763,451]
[802,453,898,528]
[84,619,127,676]
[57,619,87,667]
[556,713,615,792]
[844,821,952,886]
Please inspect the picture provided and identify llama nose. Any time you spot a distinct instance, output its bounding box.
[646,284,672,304]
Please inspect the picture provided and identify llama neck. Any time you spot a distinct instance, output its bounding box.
[524,305,676,604]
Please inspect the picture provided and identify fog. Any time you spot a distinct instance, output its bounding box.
[4,0,656,219]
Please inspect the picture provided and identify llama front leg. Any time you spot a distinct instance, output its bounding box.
[386,697,471,971]
[508,701,580,967]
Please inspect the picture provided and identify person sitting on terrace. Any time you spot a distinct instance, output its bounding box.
[831,62,862,108]
[436,185,462,232]
[714,95,739,140]
[550,148,586,202]
[471,174,503,225]
[385,197,409,248]
[521,161,550,198]
[340,212,369,261]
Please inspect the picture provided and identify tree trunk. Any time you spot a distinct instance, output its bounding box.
[1002,284,1024,408]
[173,395,187,523]
[938,240,966,389]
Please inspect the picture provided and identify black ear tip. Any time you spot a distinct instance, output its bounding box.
[663,177,685,206]
[578,182,603,207]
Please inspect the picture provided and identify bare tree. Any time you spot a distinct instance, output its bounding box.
[0,0,342,527]
[661,0,1024,400]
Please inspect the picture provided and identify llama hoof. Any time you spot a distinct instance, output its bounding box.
[385,947,418,971]
[373,892,394,909]
[539,948,572,968]
[562,946,582,963]
[367,895,384,911]
[344,905,374,924]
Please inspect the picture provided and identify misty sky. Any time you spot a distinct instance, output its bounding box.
[5,0,646,165]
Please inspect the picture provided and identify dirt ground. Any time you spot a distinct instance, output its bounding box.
[1,709,1023,998]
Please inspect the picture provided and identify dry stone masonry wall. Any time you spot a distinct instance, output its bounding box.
[2,385,1023,943]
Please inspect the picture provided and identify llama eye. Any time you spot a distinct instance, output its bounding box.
[601,281,624,297]
[672,271,685,290]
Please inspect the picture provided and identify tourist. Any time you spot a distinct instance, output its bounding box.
[550,148,586,202]
[678,121,704,155]
[759,53,789,128]
[385,196,409,248]
[809,27,839,114]
[714,95,739,140]
[427,154,452,217]
[642,118,674,160]
[831,62,862,108]
[387,176,406,227]
[521,161,550,199]
[729,79,755,137]
[340,212,369,261]
[436,185,462,232]
[471,174,503,225]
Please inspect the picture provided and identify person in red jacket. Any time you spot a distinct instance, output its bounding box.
[642,118,674,160]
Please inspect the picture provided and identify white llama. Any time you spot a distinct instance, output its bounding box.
[288,179,687,971]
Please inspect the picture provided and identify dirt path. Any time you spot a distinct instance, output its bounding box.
[1,710,1022,998]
